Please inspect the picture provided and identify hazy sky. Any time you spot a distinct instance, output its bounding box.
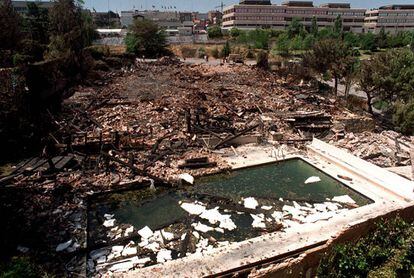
[83,0,413,13]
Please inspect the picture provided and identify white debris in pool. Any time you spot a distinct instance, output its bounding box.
[243,197,259,209]
[192,222,215,233]
[332,195,356,204]
[161,230,174,241]
[124,226,134,237]
[219,217,237,231]
[104,213,114,219]
[305,176,321,184]
[103,219,115,227]
[178,173,194,184]
[180,202,206,215]
[156,250,172,263]
[261,205,273,210]
[137,226,153,239]
[199,207,236,231]
[271,211,283,221]
[251,214,266,228]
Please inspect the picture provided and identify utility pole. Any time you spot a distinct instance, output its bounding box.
[107,0,110,29]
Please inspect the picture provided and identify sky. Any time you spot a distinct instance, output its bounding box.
[82,0,414,13]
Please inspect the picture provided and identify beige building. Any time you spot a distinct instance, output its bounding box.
[365,5,414,34]
[222,1,366,33]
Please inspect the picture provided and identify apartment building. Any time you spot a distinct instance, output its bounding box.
[11,0,54,14]
[365,5,414,34]
[222,1,365,33]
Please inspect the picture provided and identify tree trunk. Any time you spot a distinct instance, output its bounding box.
[334,76,339,96]
[366,92,373,114]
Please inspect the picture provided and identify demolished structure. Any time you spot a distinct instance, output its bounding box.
[1,59,414,277]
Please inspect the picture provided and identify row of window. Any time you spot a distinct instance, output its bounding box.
[224,8,365,16]
[378,19,414,23]
[226,23,363,29]
[224,16,364,23]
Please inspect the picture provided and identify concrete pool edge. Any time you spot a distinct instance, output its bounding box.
[120,140,414,277]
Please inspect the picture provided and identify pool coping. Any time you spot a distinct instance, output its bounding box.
[118,140,414,277]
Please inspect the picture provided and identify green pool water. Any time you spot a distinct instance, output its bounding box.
[88,158,371,247]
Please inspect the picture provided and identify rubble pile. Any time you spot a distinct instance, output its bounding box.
[0,60,409,276]
[332,130,413,167]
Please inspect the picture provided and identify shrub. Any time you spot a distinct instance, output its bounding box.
[180,46,196,58]
[256,50,269,70]
[211,47,220,59]
[125,19,169,58]
[230,28,241,38]
[221,41,231,58]
[208,26,223,39]
[317,217,412,277]
[84,45,110,60]
[196,47,206,58]
[393,99,414,135]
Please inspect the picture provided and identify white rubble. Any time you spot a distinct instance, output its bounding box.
[103,219,115,227]
[251,214,266,228]
[56,239,73,252]
[332,195,356,204]
[156,250,172,263]
[178,173,194,184]
[180,202,206,215]
[243,197,259,209]
[104,214,114,220]
[124,226,134,237]
[199,207,236,231]
[137,226,153,239]
[305,176,321,184]
[261,205,273,210]
[161,230,174,241]
[192,222,215,233]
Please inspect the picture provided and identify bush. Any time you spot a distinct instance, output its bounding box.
[245,47,254,59]
[125,19,169,58]
[256,50,269,70]
[230,28,241,38]
[84,45,110,60]
[221,41,231,58]
[393,99,414,135]
[211,47,220,59]
[317,217,413,277]
[196,47,206,58]
[208,26,222,39]
[0,257,43,278]
[180,46,196,58]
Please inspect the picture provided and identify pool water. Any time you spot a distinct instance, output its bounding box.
[88,158,371,262]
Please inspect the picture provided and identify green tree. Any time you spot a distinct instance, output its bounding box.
[310,16,318,36]
[287,17,305,38]
[23,2,50,44]
[275,33,290,56]
[48,0,84,58]
[393,99,414,135]
[125,19,168,58]
[208,25,223,39]
[303,34,316,50]
[221,40,231,58]
[377,27,388,49]
[359,32,377,51]
[333,15,343,36]
[230,28,241,38]
[248,29,269,49]
[304,38,356,96]
[0,0,22,51]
